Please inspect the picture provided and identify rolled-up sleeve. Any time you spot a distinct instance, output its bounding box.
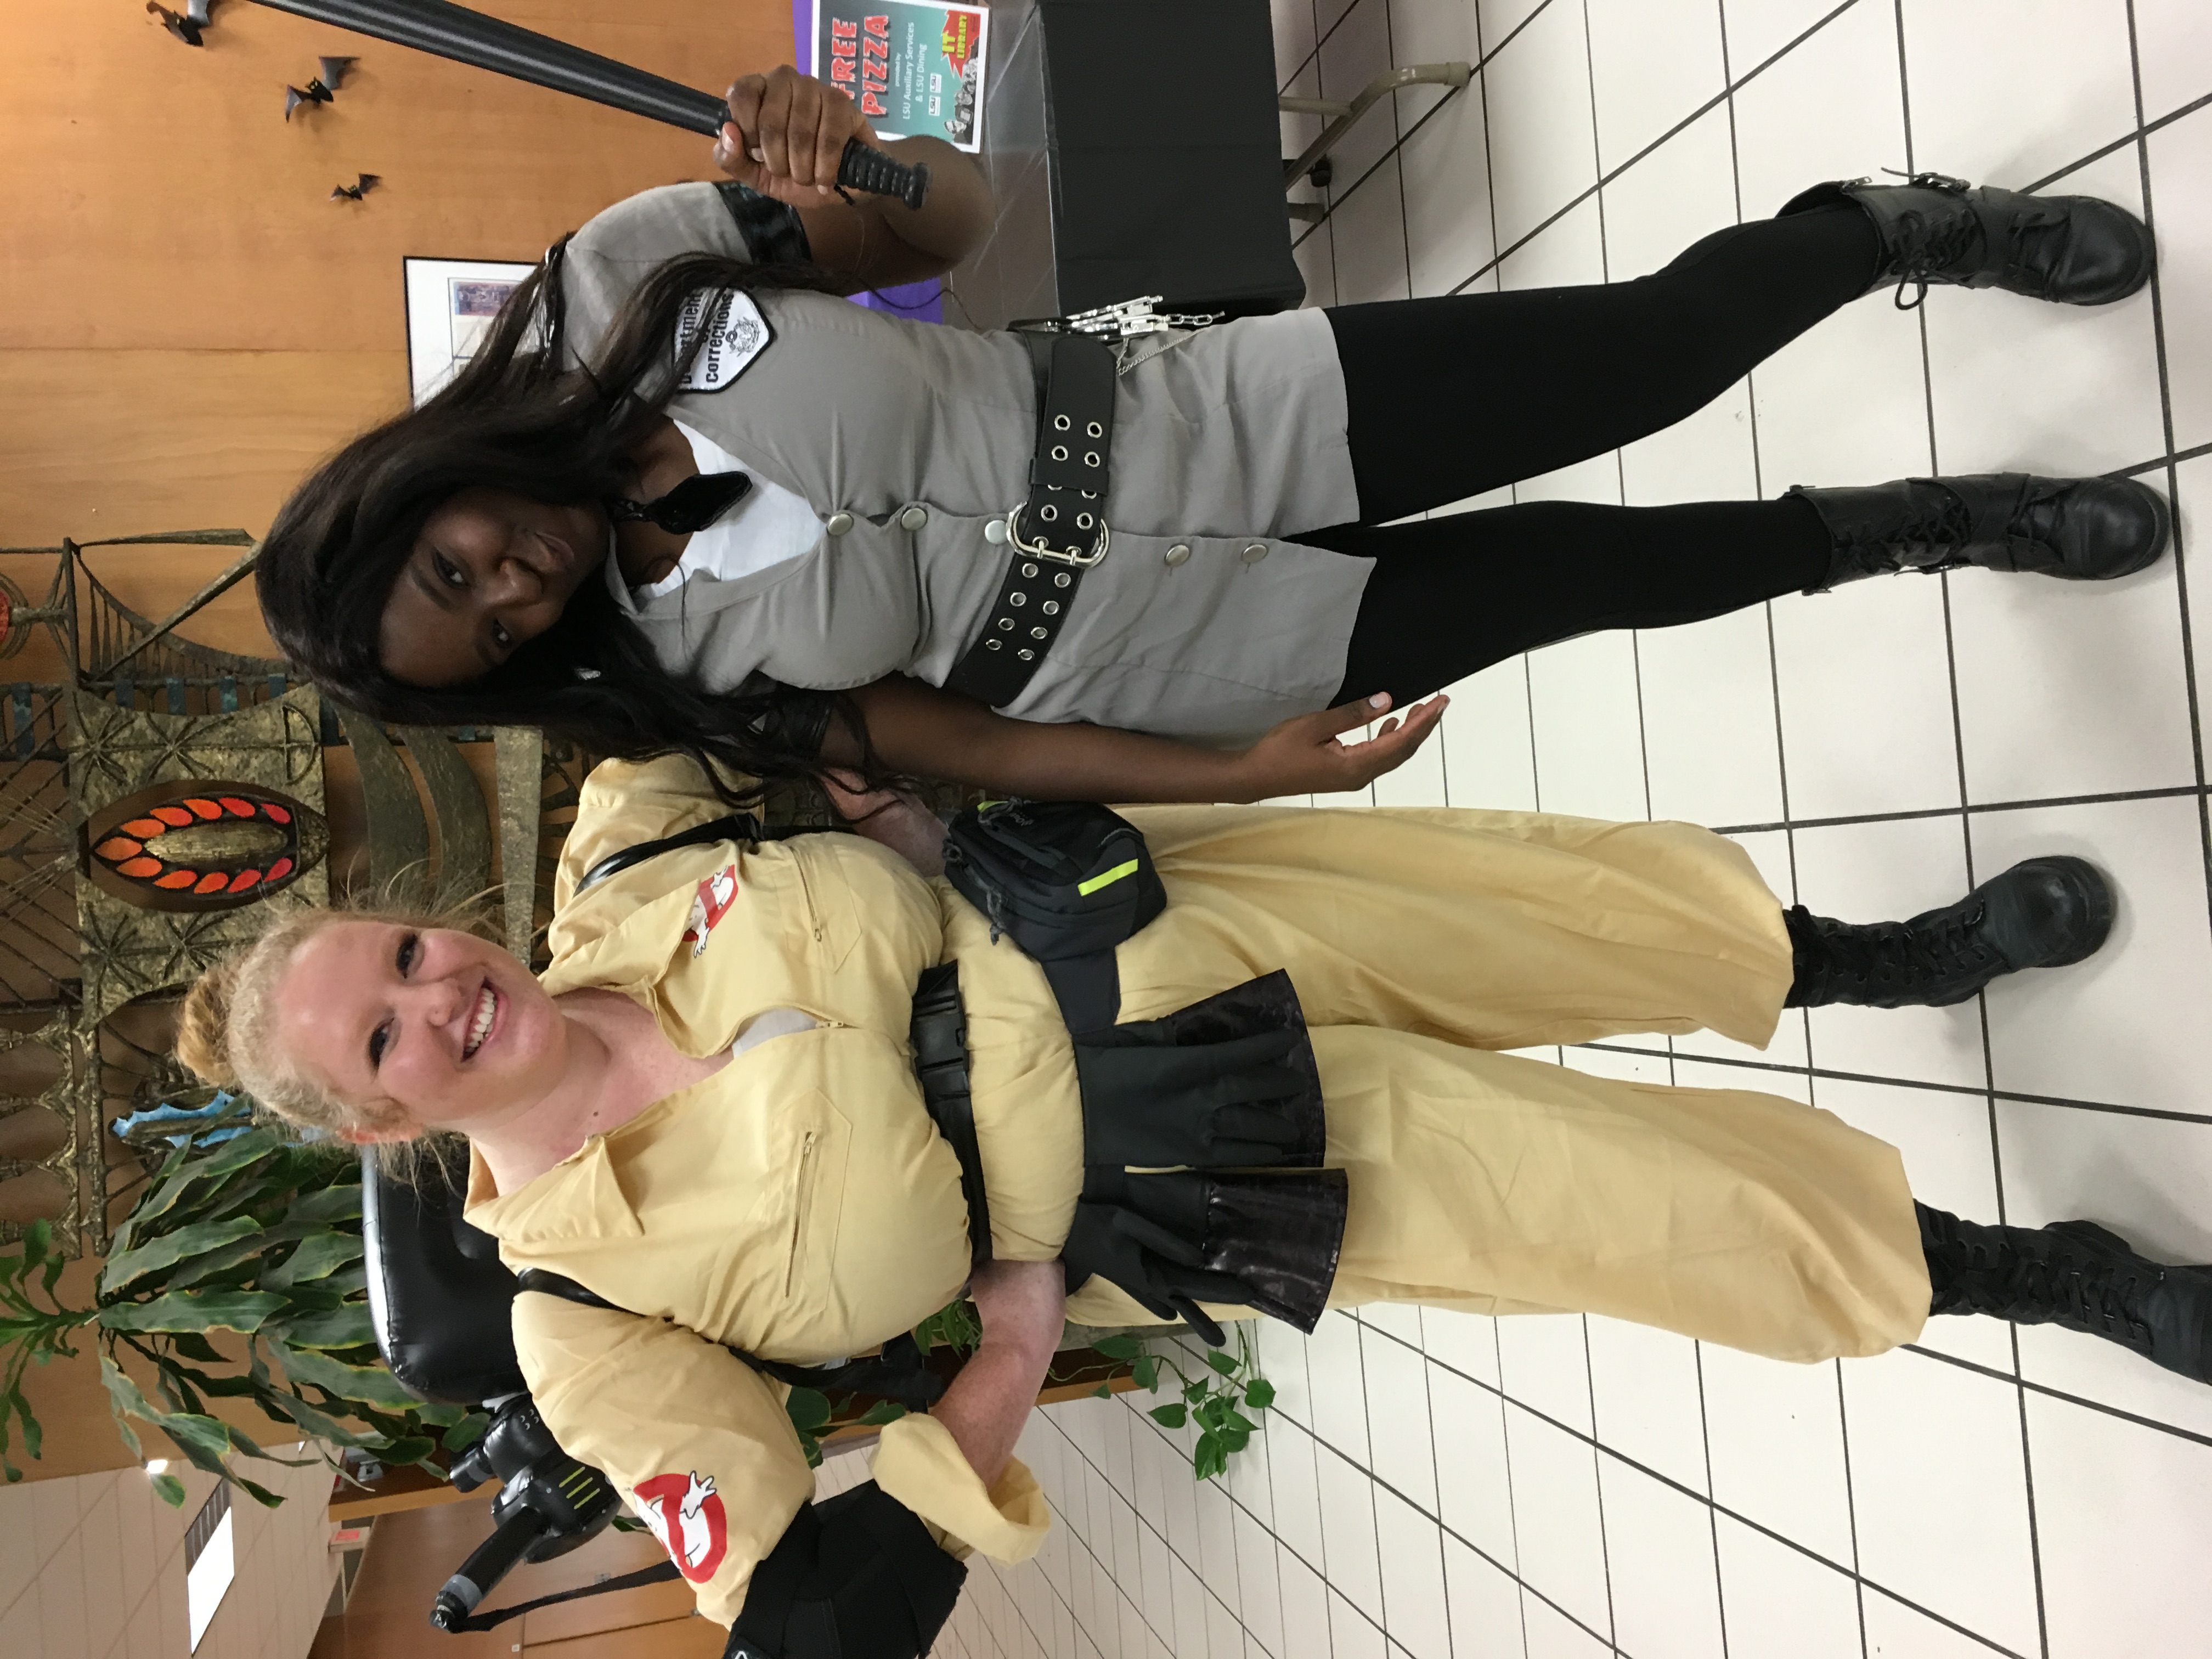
[870,1412,1052,1564]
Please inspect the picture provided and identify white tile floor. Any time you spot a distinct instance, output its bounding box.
[924,4,2212,1657]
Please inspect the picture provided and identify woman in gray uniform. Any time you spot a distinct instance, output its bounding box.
[256,66,2171,803]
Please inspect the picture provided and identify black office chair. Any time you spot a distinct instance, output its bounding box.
[359,1148,966,1656]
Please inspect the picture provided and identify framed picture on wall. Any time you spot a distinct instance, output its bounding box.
[403,257,537,403]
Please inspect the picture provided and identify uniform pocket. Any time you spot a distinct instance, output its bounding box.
[787,839,858,970]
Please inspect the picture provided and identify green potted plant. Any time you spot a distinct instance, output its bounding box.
[0,1111,483,1506]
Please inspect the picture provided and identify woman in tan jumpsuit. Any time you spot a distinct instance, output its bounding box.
[176,761,2208,1639]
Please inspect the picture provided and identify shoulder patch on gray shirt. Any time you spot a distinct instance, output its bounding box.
[675,290,774,392]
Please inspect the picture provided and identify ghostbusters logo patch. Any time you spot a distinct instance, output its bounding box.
[634,1470,729,1583]
[682,864,740,956]
[674,289,772,392]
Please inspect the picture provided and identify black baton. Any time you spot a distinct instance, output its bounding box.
[246,0,931,209]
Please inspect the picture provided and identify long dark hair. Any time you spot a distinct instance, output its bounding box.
[256,241,866,805]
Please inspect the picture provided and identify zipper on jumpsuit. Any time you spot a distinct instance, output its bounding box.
[785,1130,819,1297]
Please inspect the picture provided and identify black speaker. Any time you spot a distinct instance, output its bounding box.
[1039,0,1304,317]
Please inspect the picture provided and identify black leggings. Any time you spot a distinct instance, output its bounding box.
[1316,204,1881,704]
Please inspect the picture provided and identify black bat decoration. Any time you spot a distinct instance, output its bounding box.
[285,56,357,120]
[242,0,929,208]
[146,0,223,46]
[330,172,380,201]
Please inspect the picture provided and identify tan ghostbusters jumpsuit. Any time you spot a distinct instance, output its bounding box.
[462,756,1929,1627]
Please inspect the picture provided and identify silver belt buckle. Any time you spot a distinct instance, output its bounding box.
[1006,503,1110,567]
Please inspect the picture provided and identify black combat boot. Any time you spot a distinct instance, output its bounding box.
[1917,1204,2212,1384]
[1789,473,2170,590]
[1785,856,2113,1010]
[1781,171,2153,307]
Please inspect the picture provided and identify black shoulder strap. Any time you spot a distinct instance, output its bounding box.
[573,812,828,898]
[443,1561,681,1633]
[515,1271,945,1408]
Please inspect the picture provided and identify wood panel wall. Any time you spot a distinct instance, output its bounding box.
[0,0,793,634]
[2,0,792,1487]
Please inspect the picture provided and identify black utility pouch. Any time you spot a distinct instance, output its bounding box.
[943,799,1165,958]
[943,800,1165,1030]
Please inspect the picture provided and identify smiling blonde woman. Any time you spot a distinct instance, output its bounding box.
[177,760,2208,1649]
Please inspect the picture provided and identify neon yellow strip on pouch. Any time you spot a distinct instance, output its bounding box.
[1077,859,1141,896]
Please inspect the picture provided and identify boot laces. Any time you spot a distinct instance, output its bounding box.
[1961,1235,2154,1344]
[1832,485,1974,573]
[1878,170,1979,311]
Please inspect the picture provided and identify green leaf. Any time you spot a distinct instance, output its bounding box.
[266,1305,375,1352]
[1218,1426,1250,1454]
[1091,1335,1141,1361]
[784,1387,832,1434]
[160,1411,241,1471]
[261,1234,362,1290]
[163,1237,280,1294]
[1148,1403,1187,1429]
[320,1266,369,1299]
[1131,1356,1160,1392]
[99,1290,287,1336]
[442,1413,490,1453]
[98,1217,264,1298]
[379,1436,436,1468]
[1206,1350,1240,1377]
[119,1130,288,1244]
[1090,1384,1111,1398]
[259,1387,387,1450]
[149,1472,186,1508]
[280,1183,365,1228]
[1243,1378,1276,1410]
[1220,1409,1257,1435]
[273,1344,420,1412]
[1192,1432,1228,1482]
[21,1221,52,1266]
[855,1401,908,1427]
[99,1359,155,1459]
[1182,1381,1208,1404]
[167,1332,225,1365]
[233,1472,285,1509]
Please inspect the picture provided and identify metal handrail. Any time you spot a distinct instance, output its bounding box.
[1282,62,1473,190]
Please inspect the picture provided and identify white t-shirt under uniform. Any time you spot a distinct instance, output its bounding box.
[628,422,822,602]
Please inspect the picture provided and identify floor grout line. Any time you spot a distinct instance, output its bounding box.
[1277,1319,2032,1659]
[1587,1038,2212,1126]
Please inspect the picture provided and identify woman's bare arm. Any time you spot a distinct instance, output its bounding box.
[830,675,1448,804]
[930,1260,1066,1487]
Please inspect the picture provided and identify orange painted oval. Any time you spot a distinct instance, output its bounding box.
[184,799,222,820]
[94,837,143,861]
[151,806,194,827]
[267,856,295,882]
[193,872,229,894]
[117,857,163,878]
[263,804,292,825]
[154,870,199,889]
[122,818,167,838]
[219,798,255,817]
[227,870,262,893]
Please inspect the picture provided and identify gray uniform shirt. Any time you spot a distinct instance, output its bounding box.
[563,183,1374,746]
